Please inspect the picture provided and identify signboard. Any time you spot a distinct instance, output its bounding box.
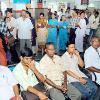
[81,0,89,5]
[13,0,31,4]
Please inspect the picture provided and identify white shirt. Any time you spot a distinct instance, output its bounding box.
[40,54,65,88]
[58,12,65,21]
[88,14,99,29]
[65,10,74,18]
[88,14,95,28]
[75,18,87,36]
[13,61,40,91]
[16,17,33,39]
[91,17,100,29]
[84,46,100,84]
[6,17,17,39]
[0,66,18,100]
[61,52,86,83]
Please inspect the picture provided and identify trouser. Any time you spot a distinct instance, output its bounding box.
[49,88,65,100]
[21,82,49,100]
[89,29,97,41]
[67,83,82,100]
[49,83,82,100]
[93,86,100,100]
[69,28,76,43]
[71,77,97,100]
[21,83,67,100]
[20,39,32,50]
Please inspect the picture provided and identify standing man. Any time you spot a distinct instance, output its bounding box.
[16,10,33,50]
[6,9,17,40]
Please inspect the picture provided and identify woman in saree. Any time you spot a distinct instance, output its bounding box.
[58,15,69,51]
[36,12,48,45]
[47,13,58,49]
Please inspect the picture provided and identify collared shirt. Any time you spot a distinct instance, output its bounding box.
[61,52,86,83]
[16,17,33,39]
[0,65,18,100]
[40,54,64,88]
[91,17,99,29]
[0,19,8,35]
[84,46,100,84]
[84,46,100,68]
[6,17,17,39]
[88,14,99,29]
[69,17,78,29]
[58,12,65,21]
[13,61,40,91]
[88,14,95,28]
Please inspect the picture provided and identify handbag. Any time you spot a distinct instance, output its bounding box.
[8,33,15,46]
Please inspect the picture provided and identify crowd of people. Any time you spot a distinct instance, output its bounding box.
[0,7,100,100]
[0,7,100,64]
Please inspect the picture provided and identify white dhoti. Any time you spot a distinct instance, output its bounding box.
[75,19,86,52]
[75,28,86,52]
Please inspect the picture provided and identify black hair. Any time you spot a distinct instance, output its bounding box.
[90,36,100,43]
[61,9,63,11]
[95,11,99,18]
[40,12,44,16]
[67,7,70,10]
[60,15,65,21]
[52,13,56,16]
[80,11,85,15]
[20,47,33,57]
[0,11,2,15]
[5,8,13,13]
[45,42,54,49]
[26,11,32,18]
[95,11,99,15]
[67,41,75,46]
[54,11,57,13]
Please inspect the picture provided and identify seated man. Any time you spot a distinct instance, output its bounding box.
[13,47,67,100]
[61,42,97,100]
[84,36,100,85]
[0,65,21,100]
[39,42,82,100]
